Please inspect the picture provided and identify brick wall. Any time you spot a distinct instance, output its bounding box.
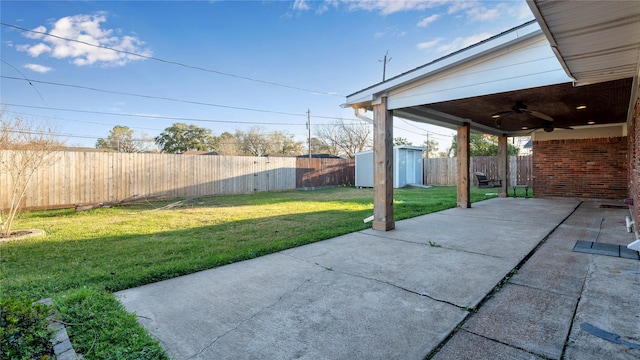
[630,100,640,233]
[533,136,628,199]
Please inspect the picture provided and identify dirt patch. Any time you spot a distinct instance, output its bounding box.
[0,229,46,242]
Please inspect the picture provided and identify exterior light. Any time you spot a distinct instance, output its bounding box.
[492,114,501,119]
[588,121,596,125]
[576,105,587,110]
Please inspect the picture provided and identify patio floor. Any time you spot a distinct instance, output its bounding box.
[116,197,639,359]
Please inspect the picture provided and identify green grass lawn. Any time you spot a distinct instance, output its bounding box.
[0,185,521,359]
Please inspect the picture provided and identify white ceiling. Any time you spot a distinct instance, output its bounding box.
[528,0,640,86]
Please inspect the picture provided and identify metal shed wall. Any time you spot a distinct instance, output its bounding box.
[355,146,424,188]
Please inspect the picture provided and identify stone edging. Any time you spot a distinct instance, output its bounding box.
[38,298,81,360]
[0,229,46,242]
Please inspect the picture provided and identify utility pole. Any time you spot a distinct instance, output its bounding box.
[307,109,311,159]
[379,50,392,81]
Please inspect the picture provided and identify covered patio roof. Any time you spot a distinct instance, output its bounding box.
[344,1,640,137]
[343,1,640,231]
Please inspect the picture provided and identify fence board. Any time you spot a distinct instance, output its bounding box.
[0,151,320,210]
[295,158,355,189]
[424,155,533,186]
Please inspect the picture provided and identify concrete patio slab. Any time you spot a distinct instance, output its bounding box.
[283,232,520,308]
[431,330,542,360]
[564,255,640,360]
[113,197,640,360]
[548,225,601,250]
[510,242,590,297]
[187,270,465,360]
[462,283,578,359]
[117,252,325,359]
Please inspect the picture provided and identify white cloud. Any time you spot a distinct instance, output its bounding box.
[447,1,529,23]
[416,38,442,50]
[374,26,407,39]
[343,0,449,15]
[16,13,152,67]
[466,3,506,21]
[417,14,440,27]
[513,1,534,20]
[24,42,51,57]
[23,63,52,73]
[316,0,339,14]
[23,25,47,39]
[435,32,493,54]
[293,0,310,11]
[446,0,476,15]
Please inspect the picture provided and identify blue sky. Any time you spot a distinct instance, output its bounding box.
[1,0,533,151]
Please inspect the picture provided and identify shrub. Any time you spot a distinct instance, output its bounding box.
[0,297,53,360]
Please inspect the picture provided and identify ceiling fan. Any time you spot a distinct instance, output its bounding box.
[492,101,554,122]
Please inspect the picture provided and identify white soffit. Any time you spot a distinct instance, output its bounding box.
[344,21,544,108]
[385,33,570,110]
[528,0,640,86]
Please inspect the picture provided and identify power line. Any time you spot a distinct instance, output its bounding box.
[0,60,46,103]
[399,118,453,137]
[2,110,164,132]
[2,104,372,128]
[1,76,356,121]
[1,22,342,97]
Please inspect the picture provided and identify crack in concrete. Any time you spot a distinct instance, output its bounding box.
[358,231,503,259]
[282,251,466,310]
[424,201,583,359]
[560,254,593,359]
[185,273,317,359]
[461,329,551,359]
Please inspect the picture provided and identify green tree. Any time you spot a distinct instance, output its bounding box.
[214,131,240,155]
[450,134,519,157]
[96,125,151,152]
[422,139,439,158]
[235,127,271,156]
[155,123,216,153]
[268,130,304,155]
[393,137,412,146]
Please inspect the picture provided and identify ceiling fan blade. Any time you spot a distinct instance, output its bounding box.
[491,110,513,118]
[528,110,554,122]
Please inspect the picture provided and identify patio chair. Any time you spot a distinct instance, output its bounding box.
[474,171,502,188]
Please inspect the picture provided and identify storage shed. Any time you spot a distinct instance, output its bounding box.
[355,146,425,188]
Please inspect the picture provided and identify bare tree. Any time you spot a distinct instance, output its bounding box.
[0,112,63,236]
[309,137,332,155]
[235,127,271,156]
[314,118,372,158]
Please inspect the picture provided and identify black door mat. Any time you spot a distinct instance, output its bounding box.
[573,240,639,260]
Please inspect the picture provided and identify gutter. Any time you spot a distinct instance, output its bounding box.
[526,0,578,82]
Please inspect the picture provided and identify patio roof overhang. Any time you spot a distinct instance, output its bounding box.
[344,2,640,137]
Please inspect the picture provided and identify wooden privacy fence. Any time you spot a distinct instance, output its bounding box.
[296,158,355,189]
[424,155,533,186]
[0,151,356,210]
[0,151,279,210]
